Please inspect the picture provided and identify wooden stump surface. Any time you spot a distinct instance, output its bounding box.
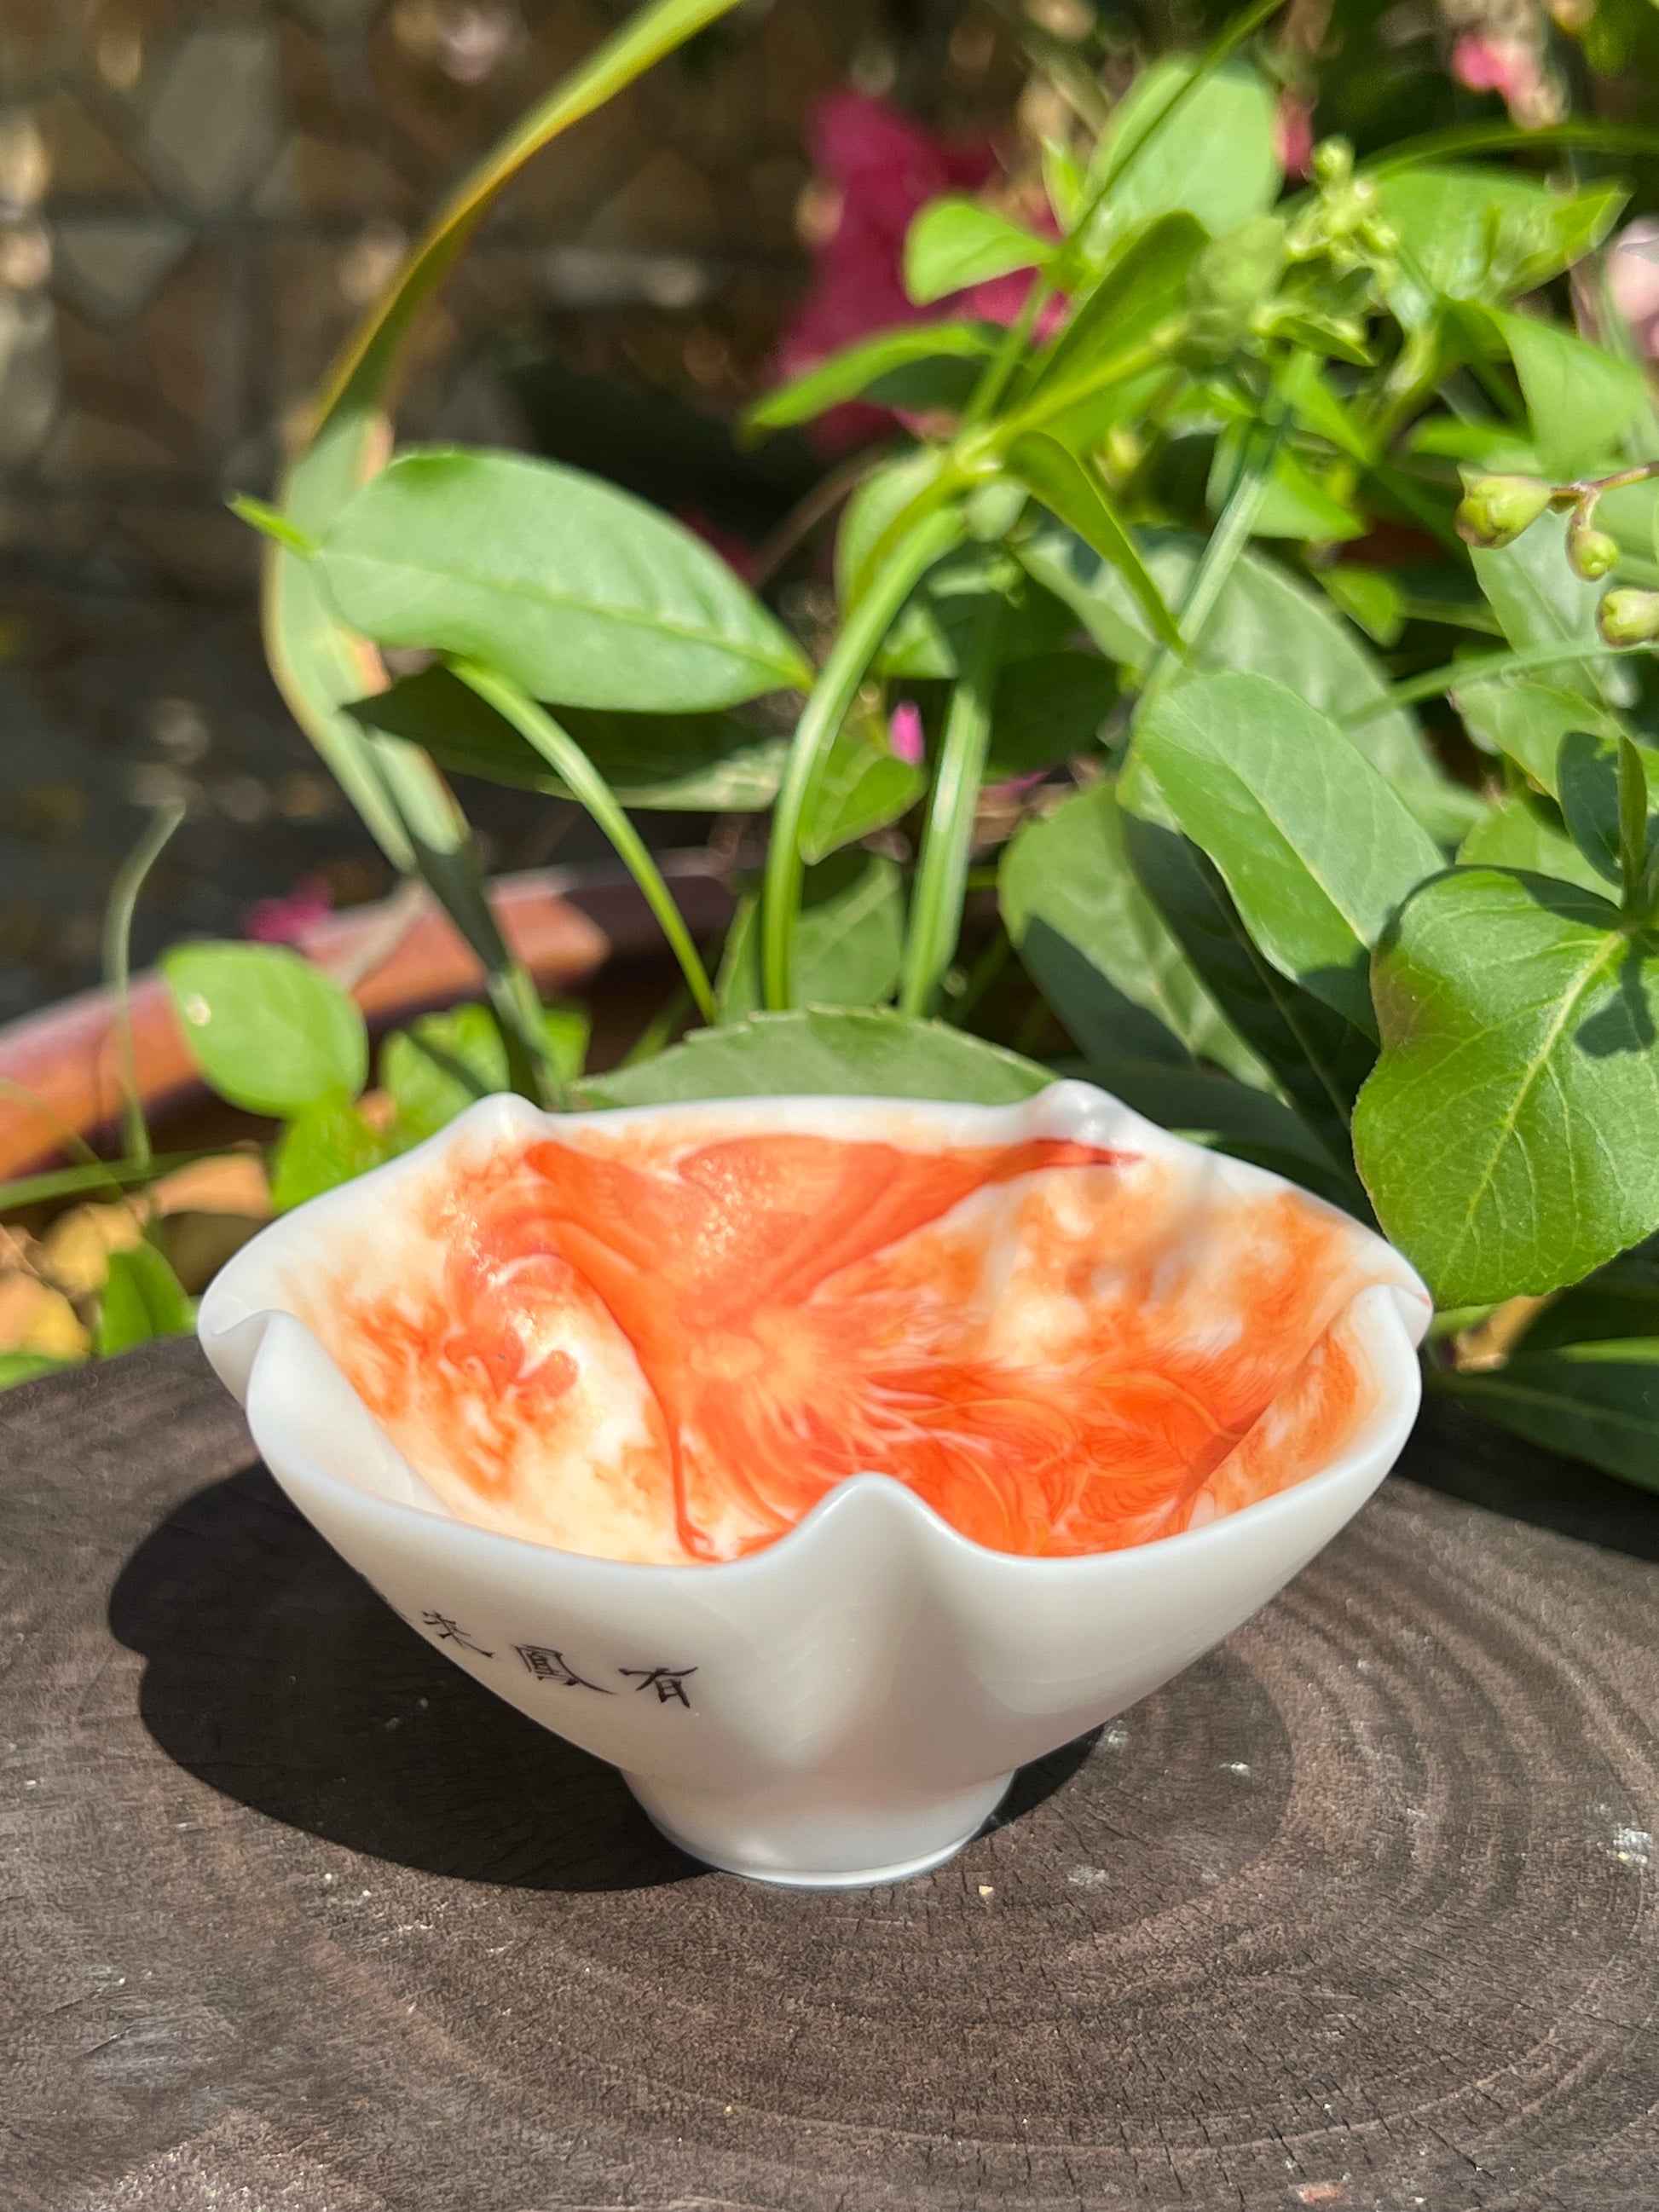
[2,1339,1656,2212]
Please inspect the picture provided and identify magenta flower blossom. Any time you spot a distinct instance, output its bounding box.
[1609,220,1659,360]
[246,873,332,946]
[888,699,926,765]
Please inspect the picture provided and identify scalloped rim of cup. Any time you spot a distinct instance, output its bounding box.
[199,1082,1432,1585]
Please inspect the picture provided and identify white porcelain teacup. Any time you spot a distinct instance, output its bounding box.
[199,1081,1430,1887]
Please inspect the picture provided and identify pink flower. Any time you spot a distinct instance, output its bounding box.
[1450,33,1553,125]
[246,873,332,946]
[888,700,926,765]
[778,91,1061,451]
[1276,92,1315,182]
[1609,219,1659,356]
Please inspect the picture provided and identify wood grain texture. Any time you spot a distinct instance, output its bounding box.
[1,1340,1656,2212]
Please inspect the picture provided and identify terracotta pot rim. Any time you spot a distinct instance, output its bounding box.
[0,852,731,1182]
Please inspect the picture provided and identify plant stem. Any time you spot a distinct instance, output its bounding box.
[1347,638,1644,723]
[901,601,1005,1017]
[762,505,966,1009]
[962,278,1052,429]
[448,659,717,1025]
[102,802,186,1171]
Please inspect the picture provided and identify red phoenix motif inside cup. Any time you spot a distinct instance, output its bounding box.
[311,1114,1394,1565]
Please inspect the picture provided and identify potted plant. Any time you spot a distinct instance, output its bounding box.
[6,0,1658,1869]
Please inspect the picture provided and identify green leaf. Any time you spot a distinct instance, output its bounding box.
[1452,674,1627,793]
[1019,523,1473,841]
[1437,1342,1659,1491]
[719,851,904,1020]
[1013,213,1205,440]
[0,1151,220,1213]
[1473,511,1639,711]
[1205,432,1367,543]
[874,543,1075,679]
[1485,309,1650,482]
[800,716,925,863]
[1319,567,1406,648]
[835,448,954,614]
[1355,867,1659,1305]
[1516,1237,1659,1352]
[745,322,997,431]
[315,448,812,712]
[164,942,368,1117]
[1062,1051,1354,1198]
[1133,673,1443,1034]
[903,198,1049,306]
[1006,432,1184,651]
[1457,790,1610,896]
[97,1240,194,1356]
[582,1007,1051,1107]
[1119,797,1377,1162]
[987,651,1118,777]
[347,665,786,811]
[270,1094,391,1211]
[1555,729,1659,890]
[382,1000,588,1146]
[0,1351,81,1390]
[999,777,1263,1081]
[1086,58,1280,239]
[1373,169,1626,326]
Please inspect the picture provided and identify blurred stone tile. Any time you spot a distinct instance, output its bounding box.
[140,26,285,211]
[0,286,61,465]
[84,0,176,104]
[138,245,244,451]
[0,0,75,84]
[40,412,186,487]
[30,91,152,201]
[52,212,189,320]
[116,507,261,596]
[253,135,413,218]
[584,148,722,252]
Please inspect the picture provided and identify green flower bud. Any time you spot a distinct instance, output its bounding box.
[1454,473,1552,550]
[1312,137,1354,189]
[1566,505,1621,581]
[1596,588,1659,649]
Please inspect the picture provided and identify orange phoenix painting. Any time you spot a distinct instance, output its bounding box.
[311,1113,1389,1566]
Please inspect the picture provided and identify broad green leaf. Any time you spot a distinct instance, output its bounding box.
[1597,471,1659,564]
[1133,673,1442,1033]
[1019,523,1473,840]
[1516,1237,1659,1352]
[1355,867,1659,1305]
[1000,778,1265,1081]
[800,719,925,863]
[97,1241,194,1356]
[1556,729,1659,888]
[903,198,1049,306]
[720,851,904,1020]
[1119,796,1376,1163]
[1064,1051,1353,1195]
[874,543,1074,679]
[1452,674,1627,792]
[0,1351,78,1390]
[1205,432,1366,542]
[1473,511,1638,711]
[382,1000,589,1146]
[745,322,997,432]
[315,448,812,712]
[1319,567,1405,648]
[271,1094,390,1211]
[1437,1342,1659,1491]
[987,651,1118,777]
[583,1007,1050,1107]
[1006,432,1183,651]
[1458,791,1610,895]
[1086,59,1280,239]
[1373,169,1626,327]
[1012,212,1205,437]
[1486,309,1649,481]
[347,665,786,810]
[164,942,368,1117]
[835,448,953,614]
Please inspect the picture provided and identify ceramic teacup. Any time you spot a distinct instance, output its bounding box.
[198,1081,1430,1887]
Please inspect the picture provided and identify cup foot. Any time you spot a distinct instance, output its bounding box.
[626,1771,1014,1889]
